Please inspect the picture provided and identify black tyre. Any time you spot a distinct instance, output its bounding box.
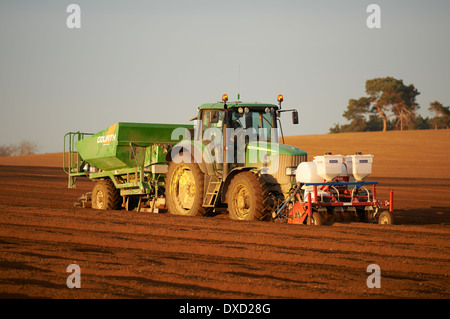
[378,210,394,225]
[308,211,323,226]
[226,171,272,221]
[124,196,140,211]
[323,209,335,225]
[165,161,208,216]
[92,179,121,210]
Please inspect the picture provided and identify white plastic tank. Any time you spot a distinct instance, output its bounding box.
[340,162,348,177]
[344,156,353,176]
[343,156,355,182]
[313,154,343,182]
[296,162,323,184]
[346,154,374,181]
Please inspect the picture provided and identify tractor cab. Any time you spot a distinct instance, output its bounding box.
[194,94,299,173]
[195,94,298,143]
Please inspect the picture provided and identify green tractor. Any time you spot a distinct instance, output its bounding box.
[64,94,307,221]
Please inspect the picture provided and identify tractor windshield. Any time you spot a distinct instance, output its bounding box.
[230,108,276,143]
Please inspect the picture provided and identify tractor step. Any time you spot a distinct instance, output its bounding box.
[203,175,222,207]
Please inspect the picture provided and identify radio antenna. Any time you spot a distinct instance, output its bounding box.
[237,64,240,101]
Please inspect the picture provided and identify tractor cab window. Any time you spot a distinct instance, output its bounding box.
[230,108,276,143]
[199,109,225,169]
[199,110,225,142]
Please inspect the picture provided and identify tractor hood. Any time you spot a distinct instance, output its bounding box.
[246,141,307,158]
[246,141,307,192]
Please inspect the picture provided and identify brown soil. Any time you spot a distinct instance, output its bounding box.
[0,130,449,299]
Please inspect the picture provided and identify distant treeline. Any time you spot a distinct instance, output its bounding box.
[0,140,39,157]
[330,76,450,133]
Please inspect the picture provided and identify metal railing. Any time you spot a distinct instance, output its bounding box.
[63,131,93,188]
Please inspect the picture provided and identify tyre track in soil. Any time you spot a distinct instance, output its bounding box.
[0,166,449,299]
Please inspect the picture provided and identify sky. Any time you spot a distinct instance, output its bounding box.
[1,0,449,154]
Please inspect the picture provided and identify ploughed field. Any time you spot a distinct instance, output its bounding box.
[0,130,449,298]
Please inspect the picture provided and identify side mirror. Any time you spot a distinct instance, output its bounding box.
[292,110,299,124]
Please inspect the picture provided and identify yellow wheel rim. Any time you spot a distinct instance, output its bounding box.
[171,165,196,212]
[232,185,250,220]
[96,189,105,209]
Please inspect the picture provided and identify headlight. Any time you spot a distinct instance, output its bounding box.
[285,166,297,176]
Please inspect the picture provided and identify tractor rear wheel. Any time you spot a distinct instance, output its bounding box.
[165,161,208,216]
[92,179,121,210]
[226,171,272,221]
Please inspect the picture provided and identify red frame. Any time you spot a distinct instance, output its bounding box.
[287,183,394,225]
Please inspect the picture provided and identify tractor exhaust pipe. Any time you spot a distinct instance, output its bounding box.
[222,94,229,180]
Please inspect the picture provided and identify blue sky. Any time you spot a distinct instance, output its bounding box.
[1,0,449,153]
